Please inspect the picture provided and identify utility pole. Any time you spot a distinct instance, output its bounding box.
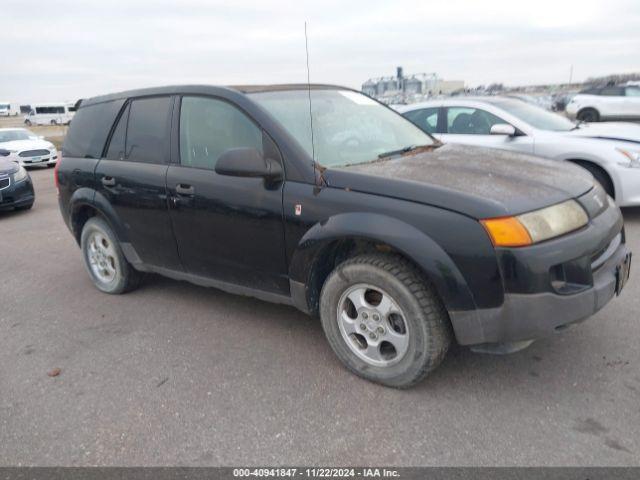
[569,65,573,85]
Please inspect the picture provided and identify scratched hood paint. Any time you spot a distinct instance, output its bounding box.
[325,143,594,219]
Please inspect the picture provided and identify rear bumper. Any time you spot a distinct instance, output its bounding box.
[450,198,629,346]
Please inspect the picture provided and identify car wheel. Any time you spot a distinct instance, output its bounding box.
[320,253,451,388]
[47,163,55,168]
[577,108,600,122]
[24,120,32,126]
[51,120,58,126]
[80,217,142,294]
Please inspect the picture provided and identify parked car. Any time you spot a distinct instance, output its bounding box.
[0,102,11,117]
[0,128,58,168]
[24,103,75,126]
[0,157,35,211]
[398,97,640,205]
[57,85,630,388]
[566,85,640,122]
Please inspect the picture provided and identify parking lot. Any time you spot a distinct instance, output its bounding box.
[1,166,639,466]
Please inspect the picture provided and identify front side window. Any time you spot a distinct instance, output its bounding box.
[446,107,506,134]
[249,89,433,167]
[403,107,439,134]
[179,96,262,170]
[125,96,171,164]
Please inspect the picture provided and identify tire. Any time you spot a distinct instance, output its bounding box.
[576,161,614,198]
[47,163,55,168]
[80,217,142,294]
[319,253,451,388]
[577,108,600,122]
[24,120,32,126]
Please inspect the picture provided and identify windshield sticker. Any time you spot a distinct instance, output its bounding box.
[338,91,377,105]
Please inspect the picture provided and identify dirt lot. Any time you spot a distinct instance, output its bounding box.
[1,139,639,466]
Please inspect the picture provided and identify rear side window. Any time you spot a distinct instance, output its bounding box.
[403,108,439,134]
[179,96,262,170]
[625,87,640,97]
[62,99,125,158]
[124,96,172,164]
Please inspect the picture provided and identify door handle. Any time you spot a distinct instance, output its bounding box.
[176,184,195,195]
[101,176,116,187]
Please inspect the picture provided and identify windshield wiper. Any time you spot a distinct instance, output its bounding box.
[377,144,433,159]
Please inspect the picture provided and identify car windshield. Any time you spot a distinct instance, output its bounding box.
[0,129,32,143]
[249,89,434,167]
[492,99,576,131]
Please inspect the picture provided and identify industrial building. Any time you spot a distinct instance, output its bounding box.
[362,67,465,103]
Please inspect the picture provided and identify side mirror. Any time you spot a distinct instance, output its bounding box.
[490,124,516,136]
[215,147,282,181]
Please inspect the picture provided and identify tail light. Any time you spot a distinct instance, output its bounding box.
[54,154,61,192]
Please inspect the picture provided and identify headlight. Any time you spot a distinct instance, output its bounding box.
[481,199,589,247]
[13,166,28,183]
[617,148,640,168]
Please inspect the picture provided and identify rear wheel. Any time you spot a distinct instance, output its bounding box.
[577,108,600,122]
[24,120,32,126]
[80,217,141,294]
[320,253,451,388]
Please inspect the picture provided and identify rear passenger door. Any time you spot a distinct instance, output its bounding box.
[96,95,182,271]
[166,95,289,294]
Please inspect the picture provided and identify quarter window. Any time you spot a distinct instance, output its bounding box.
[403,108,439,134]
[179,96,263,170]
[446,107,507,135]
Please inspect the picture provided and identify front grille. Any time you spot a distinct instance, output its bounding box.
[0,176,10,190]
[19,149,49,157]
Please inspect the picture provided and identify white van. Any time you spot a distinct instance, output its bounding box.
[0,102,10,117]
[24,103,75,126]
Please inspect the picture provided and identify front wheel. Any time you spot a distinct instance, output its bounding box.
[577,108,600,122]
[320,253,451,388]
[80,217,142,294]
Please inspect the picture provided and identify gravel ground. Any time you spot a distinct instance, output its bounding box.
[1,167,639,466]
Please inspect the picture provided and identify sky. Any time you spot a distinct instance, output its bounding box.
[3,0,640,102]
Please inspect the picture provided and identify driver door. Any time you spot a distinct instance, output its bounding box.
[439,106,534,154]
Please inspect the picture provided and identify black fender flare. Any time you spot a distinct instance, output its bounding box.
[288,212,478,316]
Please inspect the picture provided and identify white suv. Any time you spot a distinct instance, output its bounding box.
[566,85,640,122]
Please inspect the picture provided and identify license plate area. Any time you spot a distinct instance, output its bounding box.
[616,253,632,295]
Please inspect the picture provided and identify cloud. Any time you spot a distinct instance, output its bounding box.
[3,0,640,102]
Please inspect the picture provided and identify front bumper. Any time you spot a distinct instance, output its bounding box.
[0,176,35,210]
[450,197,630,346]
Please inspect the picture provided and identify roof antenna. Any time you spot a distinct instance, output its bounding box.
[304,22,320,183]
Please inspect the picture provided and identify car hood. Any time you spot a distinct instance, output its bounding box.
[0,158,19,175]
[0,139,54,151]
[325,144,594,219]
[563,122,640,144]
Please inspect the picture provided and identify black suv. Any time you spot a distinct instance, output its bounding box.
[58,85,631,387]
